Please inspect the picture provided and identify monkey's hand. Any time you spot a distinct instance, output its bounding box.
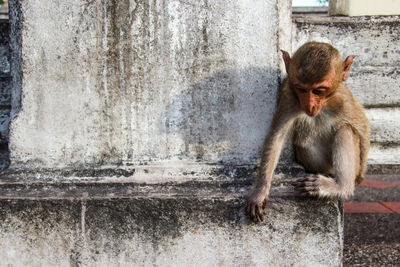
[292,174,340,198]
[245,191,268,223]
[292,174,320,197]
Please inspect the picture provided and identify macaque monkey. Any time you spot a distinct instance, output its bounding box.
[246,41,370,222]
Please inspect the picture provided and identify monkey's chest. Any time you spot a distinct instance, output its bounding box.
[292,114,337,173]
[292,114,336,148]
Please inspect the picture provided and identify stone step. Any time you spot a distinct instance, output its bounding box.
[343,213,400,266]
[351,175,400,202]
[0,164,343,267]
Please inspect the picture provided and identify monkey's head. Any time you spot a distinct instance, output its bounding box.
[281,42,355,117]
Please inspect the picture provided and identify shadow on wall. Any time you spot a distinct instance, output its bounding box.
[160,67,280,164]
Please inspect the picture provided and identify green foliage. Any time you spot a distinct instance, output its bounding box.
[317,0,329,4]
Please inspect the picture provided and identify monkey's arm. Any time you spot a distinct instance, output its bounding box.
[293,126,359,199]
[246,108,296,222]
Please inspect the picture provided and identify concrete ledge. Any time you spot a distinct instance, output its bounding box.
[329,0,400,16]
[0,164,343,266]
[292,7,328,14]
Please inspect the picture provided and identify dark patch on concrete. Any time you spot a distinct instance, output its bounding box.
[0,18,10,170]
[371,142,400,149]
[294,15,400,32]
[162,67,278,163]
[364,103,400,109]
[0,177,248,200]
[368,164,400,175]
[208,163,305,181]
[209,164,258,180]
[0,19,9,45]
[292,198,341,234]
[0,167,136,181]
[0,199,81,265]
[59,168,136,178]
[9,0,22,119]
[84,197,240,244]
[0,76,11,106]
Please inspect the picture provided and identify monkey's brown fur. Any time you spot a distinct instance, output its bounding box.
[246,41,370,222]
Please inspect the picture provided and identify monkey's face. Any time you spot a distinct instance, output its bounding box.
[291,69,337,117]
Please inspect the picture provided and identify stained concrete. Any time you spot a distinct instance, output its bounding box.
[8,0,281,169]
[0,165,343,267]
[0,19,10,170]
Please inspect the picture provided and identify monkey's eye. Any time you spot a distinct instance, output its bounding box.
[312,89,324,95]
[296,87,307,93]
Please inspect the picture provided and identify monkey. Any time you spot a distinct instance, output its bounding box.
[246,41,370,223]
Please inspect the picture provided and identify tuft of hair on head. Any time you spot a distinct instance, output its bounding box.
[291,42,341,84]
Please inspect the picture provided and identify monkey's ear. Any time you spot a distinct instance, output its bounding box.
[342,55,356,81]
[281,50,291,73]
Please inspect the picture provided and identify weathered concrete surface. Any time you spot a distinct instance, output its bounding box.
[9,0,282,168]
[293,15,400,165]
[0,165,343,267]
[0,19,10,170]
[0,20,10,145]
[329,0,400,16]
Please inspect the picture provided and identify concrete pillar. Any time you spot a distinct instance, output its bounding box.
[9,0,285,169]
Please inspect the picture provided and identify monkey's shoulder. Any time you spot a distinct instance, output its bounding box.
[325,86,367,122]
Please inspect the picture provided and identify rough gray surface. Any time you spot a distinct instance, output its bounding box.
[0,170,343,267]
[0,198,342,267]
[0,161,343,265]
[344,214,400,267]
[293,15,400,165]
[344,173,400,266]
[9,0,281,168]
[0,20,10,145]
[0,19,10,170]
[8,0,21,120]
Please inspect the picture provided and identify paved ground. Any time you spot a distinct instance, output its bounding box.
[343,175,400,266]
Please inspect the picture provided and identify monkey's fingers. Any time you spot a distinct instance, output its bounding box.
[251,205,261,223]
[295,186,317,193]
[257,205,265,222]
[304,174,319,180]
[293,177,317,185]
[292,180,315,187]
[248,203,266,223]
[262,198,268,209]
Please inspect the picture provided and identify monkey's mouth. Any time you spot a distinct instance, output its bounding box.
[305,110,319,117]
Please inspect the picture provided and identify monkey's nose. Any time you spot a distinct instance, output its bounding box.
[307,106,317,117]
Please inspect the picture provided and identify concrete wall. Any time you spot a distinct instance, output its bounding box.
[0,1,348,266]
[7,3,400,169]
[9,0,285,169]
[292,15,400,165]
